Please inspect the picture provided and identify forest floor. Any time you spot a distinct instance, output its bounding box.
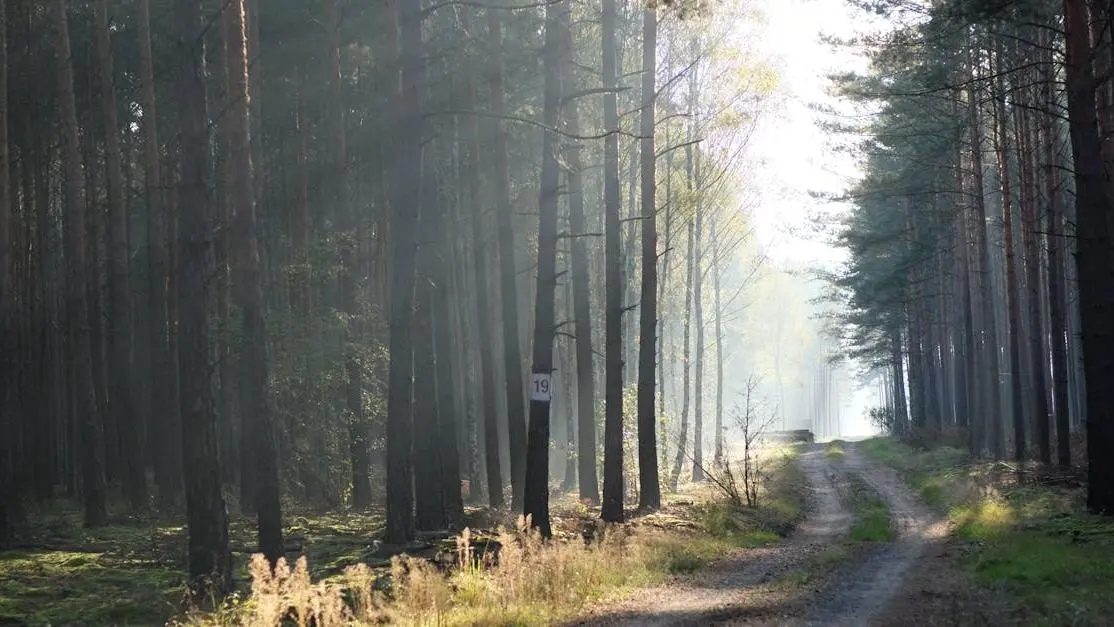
[3,438,1114,626]
[0,447,807,626]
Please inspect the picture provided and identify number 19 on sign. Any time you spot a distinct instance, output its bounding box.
[531,372,552,402]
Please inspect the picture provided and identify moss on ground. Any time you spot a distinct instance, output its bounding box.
[861,436,1114,625]
[0,504,386,625]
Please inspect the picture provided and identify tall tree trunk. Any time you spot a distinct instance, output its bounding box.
[562,279,577,491]
[992,49,1026,461]
[0,0,13,550]
[1042,27,1071,467]
[689,48,704,482]
[461,7,503,507]
[174,0,230,592]
[713,215,724,466]
[600,0,624,523]
[969,54,1004,458]
[433,212,464,526]
[1018,79,1051,464]
[52,0,108,529]
[487,8,528,513]
[691,195,704,482]
[386,0,421,544]
[559,13,600,504]
[524,0,563,536]
[94,0,144,511]
[413,212,443,531]
[224,0,282,563]
[636,6,660,510]
[891,328,908,435]
[138,0,181,511]
[670,219,693,489]
[1063,0,1114,513]
[324,0,372,509]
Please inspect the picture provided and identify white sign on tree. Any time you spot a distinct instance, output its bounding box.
[531,372,552,402]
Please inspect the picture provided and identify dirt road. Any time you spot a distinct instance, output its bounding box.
[570,442,951,627]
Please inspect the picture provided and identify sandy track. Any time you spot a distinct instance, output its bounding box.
[570,442,956,627]
[568,445,852,627]
[791,446,948,627]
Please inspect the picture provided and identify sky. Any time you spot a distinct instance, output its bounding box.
[746,0,876,270]
[739,0,887,435]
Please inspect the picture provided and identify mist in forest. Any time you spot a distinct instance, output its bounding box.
[0,0,874,596]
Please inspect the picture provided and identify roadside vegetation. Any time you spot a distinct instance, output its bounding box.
[862,436,1114,624]
[0,449,806,626]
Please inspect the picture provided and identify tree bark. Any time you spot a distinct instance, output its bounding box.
[52,0,108,529]
[386,0,421,544]
[1045,55,1072,468]
[992,47,1026,461]
[137,0,181,512]
[712,215,724,466]
[691,196,704,481]
[94,0,145,511]
[1063,0,1114,513]
[224,0,282,563]
[670,219,693,489]
[524,0,563,536]
[324,0,372,510]
[636,6,661,510]
[174,0,231,592]
[461,7,503,508]
[413,226,443,531]
[968,52,1003,458]
[0,0,13,550]
[558,12,600,505]
[891,328,908,435]
[487,8,528,513]
[600,0,625,523]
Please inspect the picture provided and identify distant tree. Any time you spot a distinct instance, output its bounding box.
[51,0,107,529]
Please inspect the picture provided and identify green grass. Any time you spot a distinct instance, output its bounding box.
[861,436,1114,624]
[846,477,894,543]
[0,503,386,625]
[824,440,847,461]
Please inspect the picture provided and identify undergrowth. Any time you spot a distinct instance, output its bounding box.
[0,504,385,625]
[861,436,1114,624]
[183,449,806,626]
[1,450,806,626]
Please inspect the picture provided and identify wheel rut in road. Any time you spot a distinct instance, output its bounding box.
[570,442,946,627]
[569,444,852,627]
[793,446,947,627]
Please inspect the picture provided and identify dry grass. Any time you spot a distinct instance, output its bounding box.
[178,449,806,626]
[179,518,677,626]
